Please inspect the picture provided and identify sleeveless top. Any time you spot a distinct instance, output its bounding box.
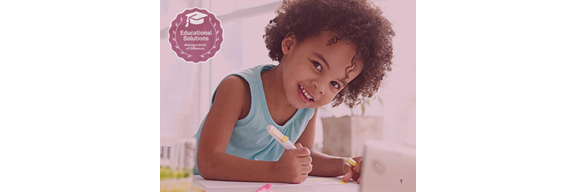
[193,64,316,174]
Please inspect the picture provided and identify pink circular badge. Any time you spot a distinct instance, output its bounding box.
[169,8,223,63]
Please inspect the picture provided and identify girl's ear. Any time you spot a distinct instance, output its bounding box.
[281,32,296,55]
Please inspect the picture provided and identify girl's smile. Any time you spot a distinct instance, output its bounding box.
[297,84,316,104]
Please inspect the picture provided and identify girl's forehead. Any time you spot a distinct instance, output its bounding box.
[300,32,359,66]
[303,32,355,52]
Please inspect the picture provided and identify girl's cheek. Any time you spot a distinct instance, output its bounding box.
[322,96,335,105]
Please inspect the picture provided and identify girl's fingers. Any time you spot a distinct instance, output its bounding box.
[298,156,312,165]
[352,172,360,181]
[341,166,353,182]
[353,164,361,173]
[305,164,313,173]
[353,158,362,173]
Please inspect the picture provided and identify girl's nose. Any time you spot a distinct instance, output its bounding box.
[313,83,324,95]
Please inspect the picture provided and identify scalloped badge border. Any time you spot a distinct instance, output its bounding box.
[168,8,223,64]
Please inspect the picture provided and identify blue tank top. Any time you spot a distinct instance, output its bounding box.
[193,64,316,174]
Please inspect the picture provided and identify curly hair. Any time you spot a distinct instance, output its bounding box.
[263,0,395,108]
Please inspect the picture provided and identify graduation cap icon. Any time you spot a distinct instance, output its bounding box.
[185,11,208,27]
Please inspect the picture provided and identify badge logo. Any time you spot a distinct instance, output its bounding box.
[169,8,223,63]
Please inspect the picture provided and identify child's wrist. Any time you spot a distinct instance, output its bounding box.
[270,161,283,182]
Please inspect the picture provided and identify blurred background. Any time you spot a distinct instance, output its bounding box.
[160,0,415,156]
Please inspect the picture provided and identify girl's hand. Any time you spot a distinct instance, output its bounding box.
[273,143,313,184]
[342,156,363,183]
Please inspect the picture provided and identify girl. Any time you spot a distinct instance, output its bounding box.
[193,0,394,184]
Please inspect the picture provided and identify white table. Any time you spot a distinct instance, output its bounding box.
[191,175,360,192]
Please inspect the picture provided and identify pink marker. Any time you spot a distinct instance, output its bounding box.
[255,183,272,192]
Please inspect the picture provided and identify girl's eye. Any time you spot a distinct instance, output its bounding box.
[313,61,322,71]
[331,81,340,89]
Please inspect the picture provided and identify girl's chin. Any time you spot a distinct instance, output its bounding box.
[288,99,310,109]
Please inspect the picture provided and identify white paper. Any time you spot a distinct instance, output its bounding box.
[193,175,358,189]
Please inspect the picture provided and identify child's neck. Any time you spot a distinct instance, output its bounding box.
[261,66,297,113]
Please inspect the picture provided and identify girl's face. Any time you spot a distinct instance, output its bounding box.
[280,31,364,109]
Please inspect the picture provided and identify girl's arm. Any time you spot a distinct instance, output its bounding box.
[196,76,278,182]
[297,109,347,177]
[197,76,312,183]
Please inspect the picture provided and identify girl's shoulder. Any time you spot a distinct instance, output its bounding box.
[215,75,252,120]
